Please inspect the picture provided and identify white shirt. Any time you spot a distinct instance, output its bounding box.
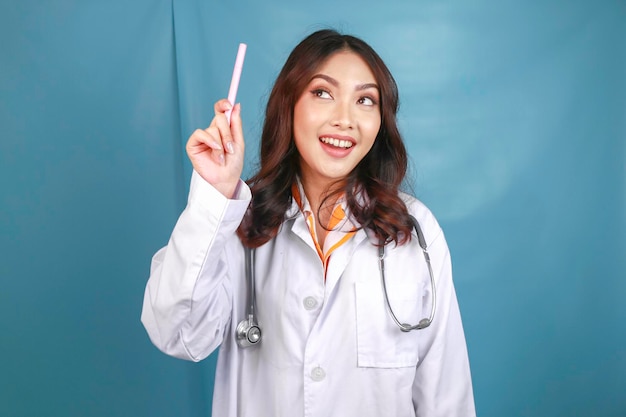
[141,171,475,417]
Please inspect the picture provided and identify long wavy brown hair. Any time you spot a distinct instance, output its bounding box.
[237,29,413,248]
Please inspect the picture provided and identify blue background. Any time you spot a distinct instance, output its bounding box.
[1,1,624,416]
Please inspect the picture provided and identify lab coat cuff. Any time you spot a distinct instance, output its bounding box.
[188,170,251,223]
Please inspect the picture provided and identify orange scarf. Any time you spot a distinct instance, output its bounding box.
[292,183,356,278]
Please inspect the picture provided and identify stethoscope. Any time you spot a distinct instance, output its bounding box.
[236,215,437,348]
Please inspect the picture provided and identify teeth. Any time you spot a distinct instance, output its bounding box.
[320,137,353,148]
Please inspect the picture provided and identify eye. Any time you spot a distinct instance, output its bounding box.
[358,96,378,106]
[312,88,332,99]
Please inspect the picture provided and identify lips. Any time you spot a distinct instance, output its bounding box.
[319,136,355,149]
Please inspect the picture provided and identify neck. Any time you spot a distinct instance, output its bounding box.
[299,176,344,237]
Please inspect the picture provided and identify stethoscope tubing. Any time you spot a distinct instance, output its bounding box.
[379,215,436,331]
[237,214,437,347]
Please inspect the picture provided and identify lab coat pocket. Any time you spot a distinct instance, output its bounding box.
[354,280,420,368]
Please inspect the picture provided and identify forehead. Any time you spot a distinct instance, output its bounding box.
[312,50,377,83]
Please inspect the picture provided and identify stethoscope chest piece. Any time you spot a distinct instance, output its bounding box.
[237,246,262,348]
[236,315,261,348]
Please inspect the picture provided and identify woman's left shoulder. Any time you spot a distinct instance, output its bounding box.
[399,192,444,245]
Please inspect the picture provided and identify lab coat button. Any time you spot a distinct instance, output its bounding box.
[311,366,326,381]
[303,296,318,310]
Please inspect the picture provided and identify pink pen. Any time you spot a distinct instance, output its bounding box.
[225,43,247,125]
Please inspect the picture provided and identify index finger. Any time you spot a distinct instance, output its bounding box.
[214,99,232,116]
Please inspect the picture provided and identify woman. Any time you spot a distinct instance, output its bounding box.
[142,29,475,417]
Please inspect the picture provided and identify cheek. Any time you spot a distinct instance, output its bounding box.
[293,99,311,131]
[292,104,304,147]
[363,116,382,144]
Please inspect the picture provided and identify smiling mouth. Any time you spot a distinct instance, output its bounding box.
[320,137,354,149]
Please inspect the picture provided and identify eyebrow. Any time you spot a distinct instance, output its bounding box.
[310,74,379,92]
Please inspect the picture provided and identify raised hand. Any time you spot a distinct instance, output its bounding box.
[185,99,245,198]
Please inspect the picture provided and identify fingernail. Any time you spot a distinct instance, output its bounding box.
[219,153,225,165]
[226,142,234,154]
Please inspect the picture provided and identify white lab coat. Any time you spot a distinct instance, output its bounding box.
[141,171,475,417]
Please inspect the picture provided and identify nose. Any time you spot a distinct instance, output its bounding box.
[330,100,354,129]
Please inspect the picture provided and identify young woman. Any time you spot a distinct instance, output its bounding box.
[142,29,475,417]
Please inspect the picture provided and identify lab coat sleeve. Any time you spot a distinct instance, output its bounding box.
[141,170,251,361]
[412,228,476,417]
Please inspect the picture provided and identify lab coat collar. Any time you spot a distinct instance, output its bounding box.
[283,179,374,294]
[284,178,369,238]
[284,178,372,230]
[285,196,300,219]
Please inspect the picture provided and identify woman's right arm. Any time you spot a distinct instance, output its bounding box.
[141,100,248,361]
[141,172,250,361]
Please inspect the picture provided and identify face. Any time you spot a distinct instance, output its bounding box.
[293,50,381,191]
